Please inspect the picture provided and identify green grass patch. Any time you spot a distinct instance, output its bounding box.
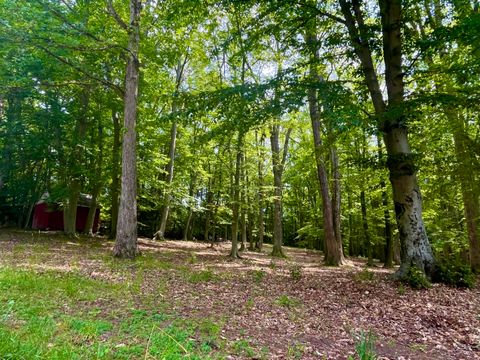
[275,294,301,309]
[0,265,221,359]
[188,269,216,283]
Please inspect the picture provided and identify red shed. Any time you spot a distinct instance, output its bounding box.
[32,194,100,233]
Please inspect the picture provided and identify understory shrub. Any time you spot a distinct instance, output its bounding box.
[404,266,431,289]
[348,330,377,360]
[433,260,476,288]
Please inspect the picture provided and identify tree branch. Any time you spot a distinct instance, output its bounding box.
[281,127,293,169]
[107,0,129,31]
[34,43,124,96]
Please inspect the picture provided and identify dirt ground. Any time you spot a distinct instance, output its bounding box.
[0,230,479,359]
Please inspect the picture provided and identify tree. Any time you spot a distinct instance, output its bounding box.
[338,0,435,278]
[112,0,142,258]
[305,17,346,265]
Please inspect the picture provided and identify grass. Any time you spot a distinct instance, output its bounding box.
[0,265,221,359]
[188,269,216,283]
[275,294,301,309]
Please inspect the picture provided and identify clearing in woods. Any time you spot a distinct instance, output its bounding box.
[0,230,478,359]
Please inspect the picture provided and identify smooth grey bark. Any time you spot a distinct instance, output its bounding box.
[270,125,292,257]
[377,135,394,268]
[113,0,141,258]
[339,0,435,277]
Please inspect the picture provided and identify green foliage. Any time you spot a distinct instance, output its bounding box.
[289,264,302,281]
[275,295,300,309]
[232,339,256,357]
[403,266,431,290]
[354,268,375,282]
[348,330,377,360]
[252,269,266,283]
[433,260,476,288]
[286,341,305,359]
[188,251,198,264]
[188,269,215,283]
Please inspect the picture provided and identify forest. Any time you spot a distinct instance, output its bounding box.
[0,0,479,359]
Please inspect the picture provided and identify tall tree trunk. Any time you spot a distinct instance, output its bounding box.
[450,111,480,273]
[183,209,193,241]
[154,121,177,240]
[248,210,255,251]
[256,132,265,251]
[183,175,196,241]
[377,135,394,268]
[360,190,373,266]
[229,132,243,258]
[330,147,342,253]
[339,0,434,277]
[84,124,104,235]
[205,174,213,244]
[347,189,354,256]
[239,152,247,251]
[421,0,480,273]
[110,110,121,239]
[270,125,292,257]
[113,0,141,258]
[380,0,434,277]
[306,27,345,265]
[154,59,186,240]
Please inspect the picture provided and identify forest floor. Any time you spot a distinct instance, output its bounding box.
[0,230,479,360]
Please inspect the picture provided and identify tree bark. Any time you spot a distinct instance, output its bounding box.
[154,121,177,240]
[154,59,186,240]
[330,147,342,253]
[113,0,141,258]
[255,131,265,252]
[450,111,480,273]
[84,123,104,235]
[421,0,480,273]
[183,175,196,241]
[377,135,394,268]
[306,27,345,265]
[270,125,292,257]
[110,110,121,239]
[339,0,435,277]
[347,189,355,256]
[270,124,284,257]
[360,190,373,266]
[239,152,247,251]
[229,132,243,258]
